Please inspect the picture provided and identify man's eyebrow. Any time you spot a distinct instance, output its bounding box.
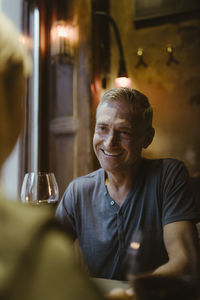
[96,121,109,127]
[115,120,133,128]
[96,121,108,124]
[118,125,133,130]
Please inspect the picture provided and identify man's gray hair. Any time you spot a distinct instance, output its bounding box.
[97,87,153,131]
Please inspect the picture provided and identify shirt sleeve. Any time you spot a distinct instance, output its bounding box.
[55,183,77,240]
[161,160,199,226]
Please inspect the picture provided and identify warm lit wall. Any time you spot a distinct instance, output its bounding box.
[108,0,200,177]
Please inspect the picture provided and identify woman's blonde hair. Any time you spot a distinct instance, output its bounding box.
[0,11,32,76]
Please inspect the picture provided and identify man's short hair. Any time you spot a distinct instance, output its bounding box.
[97,87,153,132]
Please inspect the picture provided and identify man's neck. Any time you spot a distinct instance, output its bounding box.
[105,159,142,206]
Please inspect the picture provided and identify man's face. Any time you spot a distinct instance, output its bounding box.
[93,99,147,173]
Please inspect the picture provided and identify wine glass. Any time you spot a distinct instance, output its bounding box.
[20,172,59,207]
[125,230,143,282]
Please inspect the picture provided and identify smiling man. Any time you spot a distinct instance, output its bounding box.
[56,87,200,280]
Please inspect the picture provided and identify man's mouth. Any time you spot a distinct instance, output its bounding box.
[101,150,122,157]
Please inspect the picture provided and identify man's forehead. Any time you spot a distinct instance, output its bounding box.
[96,105,134,127]
[97,114,131,126]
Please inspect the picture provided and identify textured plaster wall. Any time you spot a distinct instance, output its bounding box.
[108,0,200,176]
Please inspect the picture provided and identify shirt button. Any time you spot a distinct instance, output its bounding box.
[110,200,115,206]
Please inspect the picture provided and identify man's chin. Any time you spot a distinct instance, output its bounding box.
[99,162,121,173]
[99,159,141,174]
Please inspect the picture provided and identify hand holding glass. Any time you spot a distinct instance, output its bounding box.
[21,172,59,207]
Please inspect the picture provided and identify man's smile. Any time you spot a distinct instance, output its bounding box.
[101,149,122,157]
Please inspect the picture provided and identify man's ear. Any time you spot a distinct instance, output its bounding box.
[143,127,155,149]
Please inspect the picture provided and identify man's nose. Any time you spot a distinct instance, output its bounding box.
[104,131,118,147]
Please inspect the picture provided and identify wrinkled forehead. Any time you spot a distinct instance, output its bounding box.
[97,98,139,117]
[96,99,140,127]
[99,97,134,110]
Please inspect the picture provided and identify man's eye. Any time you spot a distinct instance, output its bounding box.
[120,131,131,136]
[96,125,107,132]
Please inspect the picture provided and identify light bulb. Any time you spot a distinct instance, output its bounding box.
[115,76,132,88]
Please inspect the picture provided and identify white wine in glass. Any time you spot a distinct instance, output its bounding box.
[21,172,59,208]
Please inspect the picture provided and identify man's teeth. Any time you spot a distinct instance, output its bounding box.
[103,150,120,156]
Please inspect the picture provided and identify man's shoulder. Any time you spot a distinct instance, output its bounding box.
[60,169,105,208]
[142,158,187,182]
[69,168,104,187]
[144,157,185,171]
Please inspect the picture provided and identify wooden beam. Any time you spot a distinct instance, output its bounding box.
[50,116,80,135]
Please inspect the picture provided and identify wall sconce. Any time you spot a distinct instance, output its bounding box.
[94,11,132,88]
[166,44,179,66]
[136,48,148,68]
[50,20,78,63]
